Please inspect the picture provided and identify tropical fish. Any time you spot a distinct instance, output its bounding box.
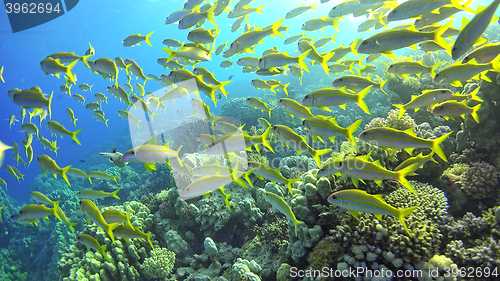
[386,0,470,22]
[57,206,78,232]
[123,31,154,47]
[357,22,450,54]
[5,165,24,182]
[271,125,331,168]
[251,79,278,93]
[73,94,85,104]
[258,50,310,72]
[30,191,60,207]
[122,139,182,172]
[328,189,417,236]
[87,171,119,183]
[188,27,219,44]
[302,116,362,150]
[79,83,93,92]
[67,168,92,184]
[38,136,59,155]
[20,122,39,138]
[263,191,304,237]
[302,17,339,32]
[302,86,372,114]
[284,34,303,45]
[231,16,246,33]
[8,115,18,129]
[0,66,4,83]
[329,0,383,17]
[178,5,216,29]
[112,224,155,249]
[12,203,62,226]
[77,234,110,261]
[66,108,78,127]
[165,9,192,25]
[46,121,83,145]
[276,98,313,119]
[88,58,119,85]
[11,89,53,119]
[332,75,387,95]
[318,152,418,193]
[387,60,439,78]
[266,79,290,95]
[358,127,452,161]
[206,127,274,155]
[79,199,121,244]
[77,189,121,200]
[431,100,482,123]
[394,152,437,176]
[286,3,316,19]
[297,39,334,74]
[40,58,77,83]
[246,98,273,118]
[288,64,303,85]
[433,57,500,87]
[102,209,134,229]
[452,0,500,60]
[247,161,300,195]
[124,59,150,86]
[228,4,264,18]
[393,89,455,118]
[36,155,72,186]
[92,111,109,127]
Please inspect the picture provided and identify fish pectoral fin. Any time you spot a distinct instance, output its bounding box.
[404,148,415,156]
[374,180,383,187]
[144,163,156,173]
[351,177,359,187]
[255,175,264,180]
[348,210,359,218]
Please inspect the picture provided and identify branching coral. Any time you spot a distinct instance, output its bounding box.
[140,247,175,279]
[364,109,416,131]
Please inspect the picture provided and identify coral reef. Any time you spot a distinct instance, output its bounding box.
[460,162,499,200]
[140,247,175,279]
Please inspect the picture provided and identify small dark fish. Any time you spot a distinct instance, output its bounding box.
[79,159,85,163]
[228,75,234,80]
[216,92,222,99]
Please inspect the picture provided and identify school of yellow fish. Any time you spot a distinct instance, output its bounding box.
[1,0,500,253]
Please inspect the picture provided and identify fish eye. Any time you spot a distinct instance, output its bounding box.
[338,162,343,167]
[130,151,135,155]
[452,46,457,51]
[304,96,309,100]
[272,125,277,129]
[19,211,23,214]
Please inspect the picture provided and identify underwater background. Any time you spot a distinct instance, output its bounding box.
[1,0,500,280]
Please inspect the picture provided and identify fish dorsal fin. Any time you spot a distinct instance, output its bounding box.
[112,147,117,153]
[374,214,383,220]
[373,159,382,167]
[404,128,415,136]
[146,137,160,145]
[348,210,359,218]
[373,194,384,200]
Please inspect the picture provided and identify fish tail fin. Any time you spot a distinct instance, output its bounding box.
[47,91,53,119]
[135,119,142,129]
[312,148,332,168]
[61,165,72,187]
[65,60,78,84]
[224,193,232,210]
[298,49,311,72]
[111,188,121,200]
[101,244,110,261]
[209,116,223,131]
[346,119,362,152]
[397,206,418,237]
[107,222,121,244]
[356,85,372,114]
[81,55,92,68]
[53,203,62,222]
[206,4,217,25]
[146,231,155,249]
[72,118,78,127]
[241,170,253,187]
[260,126,275,153]
[396,168,416,193]
[350,38,359,56]
[469,86,483,102]
[286,178,301,195]
[68,222,77,233]
[431,131,452,161]
[268,107,273,118]
[255,5,264,14]
[471,103,482,123]
[451,0,475,14]
[162,48,177,63]
[282,82,290,97]
[126,210,134,229]
[378,80,388,95]
[104,118,109,127]
[321,52,335,75]
[218,80,232,98]
[293,220,304,237]
[311,2,317,11]
[71,128,83,145]
[271,18,284,38]
[393,104,406,119]
[430,60,441,77]
[144,31,154,46]
[433,21,452,50]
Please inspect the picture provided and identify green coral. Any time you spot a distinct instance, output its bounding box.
[442,163,470,177]
[364,109,416,131]
[140,248,175,279]
[247,152,269,165]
